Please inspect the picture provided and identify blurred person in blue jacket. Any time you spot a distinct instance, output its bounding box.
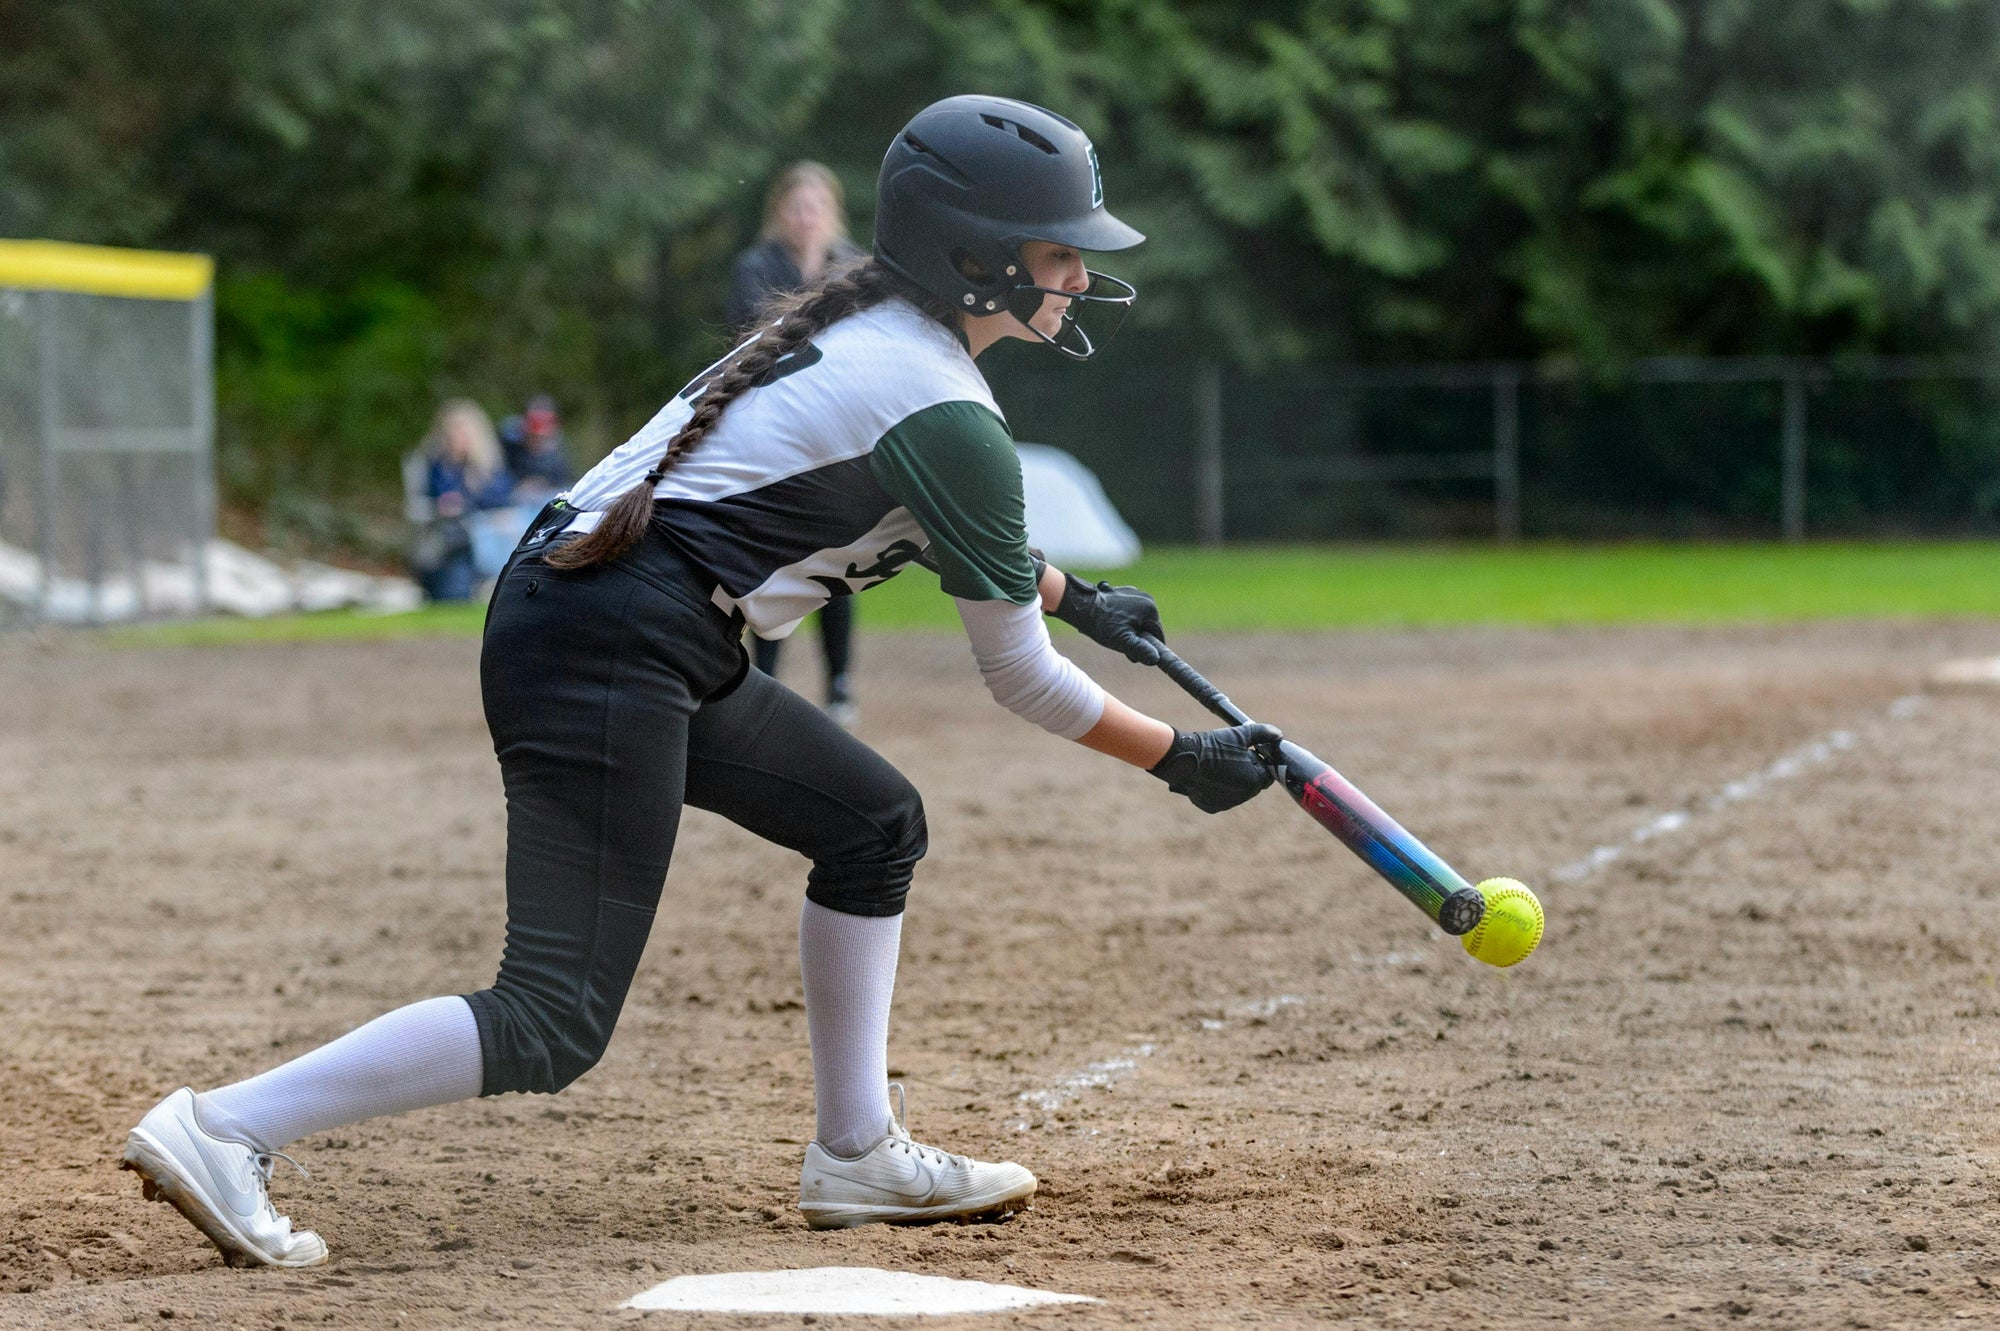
[412,399,515,602]
[729,162,866,725]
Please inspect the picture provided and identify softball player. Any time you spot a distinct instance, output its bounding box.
[120,95,1279,1267]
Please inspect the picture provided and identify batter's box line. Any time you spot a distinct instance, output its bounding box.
[1009,1043,1159,1130]
[1551,693,1926,884]
[1006,997,1315,1131]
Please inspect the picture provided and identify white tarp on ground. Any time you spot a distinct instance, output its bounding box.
[1016,443,1141,569]
[0,539,422,623]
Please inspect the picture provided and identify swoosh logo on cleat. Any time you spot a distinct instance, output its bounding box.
[868,1153,936,1204]
[185,1130,264,1219]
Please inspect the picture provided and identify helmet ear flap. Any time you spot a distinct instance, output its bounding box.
[950,248,996,287]
[949,246,1020,313]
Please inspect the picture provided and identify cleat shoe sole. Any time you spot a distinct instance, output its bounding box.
[801,1181,1036,1231]
[122,1130,328,1269]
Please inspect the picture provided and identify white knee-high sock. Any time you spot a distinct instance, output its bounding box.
[195,995,484,1153]
[799,900,901,1157]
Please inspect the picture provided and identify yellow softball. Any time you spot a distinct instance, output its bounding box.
[1461,877,1545,968]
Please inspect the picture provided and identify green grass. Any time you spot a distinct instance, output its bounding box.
[104,541,2000,648]
[104,601,491,648]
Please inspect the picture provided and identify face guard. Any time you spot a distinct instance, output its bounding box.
[1003,269,1136,361]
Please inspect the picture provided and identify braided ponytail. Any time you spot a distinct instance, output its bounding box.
[546,258,956,571]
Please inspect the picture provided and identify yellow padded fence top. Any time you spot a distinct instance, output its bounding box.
[0,239,213,301]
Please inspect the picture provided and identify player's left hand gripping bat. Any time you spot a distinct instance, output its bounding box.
[1145,638,1488,936]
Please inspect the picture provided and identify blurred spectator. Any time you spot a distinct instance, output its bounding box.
[411,399,515,602]
[498,412,528,468]
[506,393,575,503]
[726,161,864,329]
[730,161,865,725]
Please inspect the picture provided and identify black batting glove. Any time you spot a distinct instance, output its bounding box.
[1053,571,1166,666]
[1149,723,1283,814]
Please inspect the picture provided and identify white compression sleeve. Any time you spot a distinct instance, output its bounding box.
[953,595,1106,740]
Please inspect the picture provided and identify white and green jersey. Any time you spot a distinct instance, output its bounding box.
[564,298,1039,640]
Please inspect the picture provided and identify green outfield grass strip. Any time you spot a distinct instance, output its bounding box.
[103,542,2000,648]
[103,601,490,648]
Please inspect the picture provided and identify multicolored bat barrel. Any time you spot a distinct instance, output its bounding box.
[1276,740,1487,936]
[1146,639,1486,936]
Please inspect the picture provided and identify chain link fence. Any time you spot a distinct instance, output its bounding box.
[0,241,214,622]
[988,340,2000,543]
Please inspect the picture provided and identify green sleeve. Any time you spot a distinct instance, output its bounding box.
[869,400,1039,605]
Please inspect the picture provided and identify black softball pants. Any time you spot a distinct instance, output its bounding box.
[752,593,854,682]
[463,519,927,1096]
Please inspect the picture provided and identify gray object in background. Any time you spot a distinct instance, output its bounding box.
[1015,443,1141,569]
[0,241,214,623]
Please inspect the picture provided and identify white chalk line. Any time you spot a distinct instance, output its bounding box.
[1009,997,1313,1130]
[1006,694,1930,1128]
[1552,693,1926,883]
[1001,701,1921,1135]
[1009,1043,1157,1129]
[1198,993,1306,1030]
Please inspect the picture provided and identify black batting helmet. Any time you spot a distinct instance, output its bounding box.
[874,95,1143,359]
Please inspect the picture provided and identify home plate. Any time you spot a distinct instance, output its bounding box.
[622,1266,1096,1316]
[1928,656,2000,691]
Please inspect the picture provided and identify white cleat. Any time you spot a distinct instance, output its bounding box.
[798,1084,1036,1230]
[121,1088,329,1268]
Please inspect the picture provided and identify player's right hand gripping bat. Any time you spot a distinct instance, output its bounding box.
[1146,638,1488,936]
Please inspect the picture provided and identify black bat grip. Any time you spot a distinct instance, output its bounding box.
[1145,637,1254,728]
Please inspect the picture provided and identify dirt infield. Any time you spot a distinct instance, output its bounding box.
[4,618,2000,1329]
